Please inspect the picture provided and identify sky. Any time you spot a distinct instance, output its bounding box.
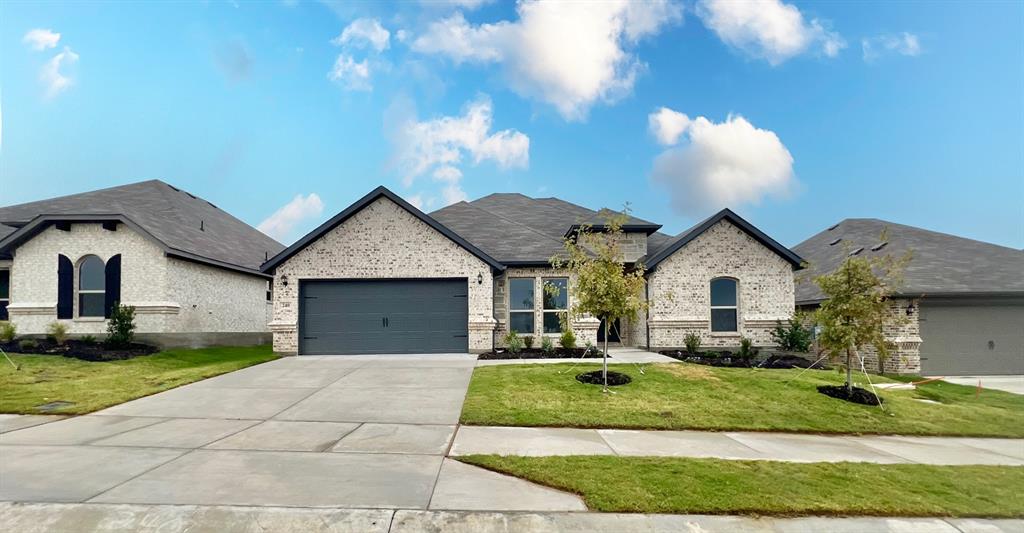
[1,0,1022,249]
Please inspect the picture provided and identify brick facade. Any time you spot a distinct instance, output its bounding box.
[845,298,922,374]
[268,196,496,354]
[492,266,599,348]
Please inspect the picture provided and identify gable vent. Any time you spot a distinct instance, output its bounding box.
[848,247,864,256]
[829,238,842,246]
[871,242,888,251]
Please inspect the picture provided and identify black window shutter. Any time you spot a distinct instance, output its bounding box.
[104,254,122,318]
[57,254,73,319]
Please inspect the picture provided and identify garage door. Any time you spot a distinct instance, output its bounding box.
[299,279,469,355]
[919,303,1024,375]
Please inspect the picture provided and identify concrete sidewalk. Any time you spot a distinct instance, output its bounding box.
[451,426,1024,465]
[1,503,1020,533]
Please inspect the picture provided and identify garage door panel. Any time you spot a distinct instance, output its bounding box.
[299,279,469,355]
[920,304,1024,376]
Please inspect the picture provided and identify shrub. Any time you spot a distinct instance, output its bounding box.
[770,316,813,352]
[541,336,555,355]
[19,339,37,351]
[523,335,534,349]
[0,321,16,343]
[503,330,524,354]
[738,336,759,360]
[106,302,137,348]
[46,321,69,346]
[559,328,577,350]
[683,332,701,354]
[81,335,98,345]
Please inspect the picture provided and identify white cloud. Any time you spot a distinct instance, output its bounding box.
[648,107,692,146]
[390,95,528,207]
[696,0,844,65]
[332,18,390,52]
[651,110,794,216]
[862,32,921,62]
[23,29,61,50]
[412,0,682,121]
[41,47,79,99]
[328,54,371,90]
[257,193,325,242]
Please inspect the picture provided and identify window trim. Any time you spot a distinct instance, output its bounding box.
[507,277,536,336]
[541,277,568,334]
[77,255,106,318]
[709,277,739,333]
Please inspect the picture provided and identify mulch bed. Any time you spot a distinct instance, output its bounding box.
[659,350,830,370]
[576,370,632,386]
[0,339,159,361]
[817,384,884,406]
[478,348,602,360]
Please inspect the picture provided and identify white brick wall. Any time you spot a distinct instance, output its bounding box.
[6,222,270,340]
[268,197,496,354]
[643,219,796,349]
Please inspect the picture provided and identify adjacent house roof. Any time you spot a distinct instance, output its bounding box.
[261,186,504,272]
[0,180,284,276]
[793,218,1024,303]
[643,208,805,272]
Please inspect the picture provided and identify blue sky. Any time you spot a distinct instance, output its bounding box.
[2,0,1022,249]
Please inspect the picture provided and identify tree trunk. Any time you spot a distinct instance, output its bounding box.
[846,346,853,394]
[602,319,609,393]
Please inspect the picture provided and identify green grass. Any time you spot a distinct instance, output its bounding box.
[460,363,1024,437]
[0,345,278,415]
[460,455,1024,517]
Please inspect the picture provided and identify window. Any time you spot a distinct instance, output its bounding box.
[710,278,737,332]
[542,278,568,333]
[508,278,534,334]
[78,255,105,317]
[0,269,9,321]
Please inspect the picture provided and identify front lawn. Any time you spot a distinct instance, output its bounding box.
[0,345,278,415]
[460,363,1024,437]
[459,455,1024,517]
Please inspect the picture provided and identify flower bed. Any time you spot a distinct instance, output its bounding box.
[1,339,158,361]
[478,347,602,360]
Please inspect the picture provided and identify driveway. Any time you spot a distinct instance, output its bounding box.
[0,354,584,511]
[938,375,1024,395]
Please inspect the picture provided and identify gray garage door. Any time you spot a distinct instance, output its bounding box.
[919,303,1024,375]
[299,279,469,355]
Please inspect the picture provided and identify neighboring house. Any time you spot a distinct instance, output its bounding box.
[793,219,1024,376]
[0,180,285,347]
[261,186,804,355]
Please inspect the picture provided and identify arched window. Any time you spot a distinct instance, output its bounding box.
[78,255,106,317]
[710,278,738,332]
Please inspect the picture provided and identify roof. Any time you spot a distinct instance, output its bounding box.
[0,180,284,276]
[261,186,504,272]
[643,208,805,272]
[793,218,1024,303]
[430,193,662,265]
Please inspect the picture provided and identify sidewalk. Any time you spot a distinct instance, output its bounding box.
[1,503,1020,533]
[451,426,1024,465]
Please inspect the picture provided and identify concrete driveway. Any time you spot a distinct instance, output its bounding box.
[938,375,1024,395]
[0,354,583,511]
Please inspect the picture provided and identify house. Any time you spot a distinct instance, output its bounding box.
[261,186,804,355]
[0,180,285,347]
[793,219,1024,376]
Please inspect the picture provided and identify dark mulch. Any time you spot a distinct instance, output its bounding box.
[1,339,159,361]
[576,370,632,386]
[762,353,829,369]
[478,348,602,360]
[659,350,829,370]
[817,384,884,406]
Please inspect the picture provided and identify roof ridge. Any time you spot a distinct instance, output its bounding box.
[828,218,1023,253]
[460,201,567,247]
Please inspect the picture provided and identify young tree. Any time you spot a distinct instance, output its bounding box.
[551,209,648,392]
[813,251,909,393]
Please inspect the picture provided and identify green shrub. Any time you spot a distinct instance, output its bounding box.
[106,302,137,348]
[523,335,534,349]
[80,335,98,345]
[683,332,702,354]
[46,321,69,345]
[0,321,16,343]
[503,330,524,354]
[559,328,577,350]
[541,336,555,355]
[770,316,813,352]
[738,336,759,360]
[19,339,37,351]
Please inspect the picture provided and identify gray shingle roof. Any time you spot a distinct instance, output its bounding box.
[0,180,284,274]
[793,218,1024,303]
[430,193,662,264]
